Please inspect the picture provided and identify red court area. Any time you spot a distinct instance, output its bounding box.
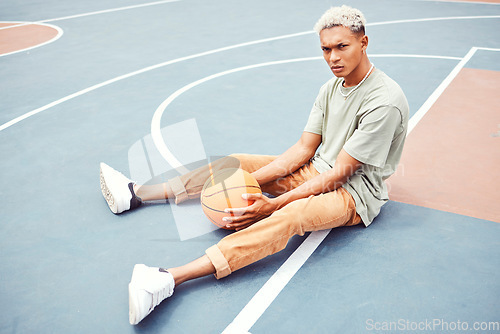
[0,22,59,55]
[388,67,500,223]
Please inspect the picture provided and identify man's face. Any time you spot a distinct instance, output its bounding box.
[319,26,367,83]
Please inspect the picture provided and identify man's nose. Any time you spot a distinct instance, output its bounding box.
[330,51,340,63]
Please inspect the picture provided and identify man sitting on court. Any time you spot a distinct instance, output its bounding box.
[99,5,409,325]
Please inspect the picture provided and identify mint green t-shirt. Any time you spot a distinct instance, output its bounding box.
[304,68,409,226]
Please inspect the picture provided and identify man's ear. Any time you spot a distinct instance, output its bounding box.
[360,34,369,52]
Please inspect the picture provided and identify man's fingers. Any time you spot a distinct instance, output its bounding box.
[242,193,262,200]
[224,207,249,215]
[224,197,259,214]
[224,193,264,214]
[221,193,268,229]
[223,216,252,229]
[222,214,248,224]
[235,224,252,231]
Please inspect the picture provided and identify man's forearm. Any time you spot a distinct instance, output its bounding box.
[272,168,340,209]
[273,149,362,209]
[251,132,321,185]
[252,142,314,185]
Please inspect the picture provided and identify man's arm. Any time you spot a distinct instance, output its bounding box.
[252,131,322,185]
[225,148,362,230]
[273,148,362,209]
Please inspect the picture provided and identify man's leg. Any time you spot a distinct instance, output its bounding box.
[167,255,215,285]
[103,153,314,213]
[137,160,339,282]
[129,177,361,324]
[128,255,217,325]
[159,190,360,286]
[205,188,362,278]
[135,154,277,203]
[259,159,321,197]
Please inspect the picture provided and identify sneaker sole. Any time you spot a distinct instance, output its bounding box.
[100,166,118,214]
[128,283,140,325]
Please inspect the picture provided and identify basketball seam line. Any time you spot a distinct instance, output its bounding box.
[201,201,237,213]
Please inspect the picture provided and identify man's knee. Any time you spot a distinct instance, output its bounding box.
[271,199,309,235]
[227,154,252,171]
[197,156,241,178]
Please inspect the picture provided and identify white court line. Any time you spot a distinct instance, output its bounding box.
[368,15,500,27]
[222,46,500,334]
[0,21,24,31]
[1,15,498,132]
[0,0,181,57]
[222,230,331,334]
[0,22,64,57]
[475,46,500,51]
[0,0,181,31]
[408,46,500,134]
[0,31,311,132]
[151,56,321,174]
[408,47,477,134]
[370,54,461,60]
[0,22,38,31]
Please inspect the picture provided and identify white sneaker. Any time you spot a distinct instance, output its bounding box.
[128,264,175,325]
[99,162,142,214]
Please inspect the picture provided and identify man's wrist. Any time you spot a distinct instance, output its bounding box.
[252,169,271,186]
[273,193,292,210]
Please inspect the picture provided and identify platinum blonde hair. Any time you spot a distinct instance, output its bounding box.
[313,5,366,35]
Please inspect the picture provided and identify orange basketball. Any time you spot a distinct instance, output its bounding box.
[201,168,261,229]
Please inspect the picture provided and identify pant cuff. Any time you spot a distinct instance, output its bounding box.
[168,176,189,204]
[205,245,232,279]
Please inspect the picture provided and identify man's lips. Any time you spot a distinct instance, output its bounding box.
[331,65,344,73]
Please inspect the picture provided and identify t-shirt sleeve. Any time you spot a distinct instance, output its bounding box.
[303,86,325,135]
[343,105,403,168]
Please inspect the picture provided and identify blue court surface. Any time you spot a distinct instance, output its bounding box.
[1,0,499,333]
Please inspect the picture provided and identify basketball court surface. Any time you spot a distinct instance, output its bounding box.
[1,0,499,333]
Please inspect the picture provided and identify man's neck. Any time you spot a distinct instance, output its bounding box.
[343,58,373,87]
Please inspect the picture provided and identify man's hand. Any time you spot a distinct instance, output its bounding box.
[223,193,279,231]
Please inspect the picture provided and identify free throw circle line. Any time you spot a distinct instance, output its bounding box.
[150,56,322,174]
[150,53,462,172]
